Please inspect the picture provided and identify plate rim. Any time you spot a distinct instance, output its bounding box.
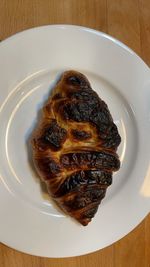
[0,24,149,71]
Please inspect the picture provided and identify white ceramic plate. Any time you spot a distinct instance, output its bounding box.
[0,25,150,258]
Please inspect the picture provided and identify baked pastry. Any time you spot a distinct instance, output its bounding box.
[32,70,121,226]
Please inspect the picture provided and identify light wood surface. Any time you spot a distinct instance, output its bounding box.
[0,1,150,266]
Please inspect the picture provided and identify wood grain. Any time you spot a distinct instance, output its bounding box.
[0,0,149,266]
[107,0,141,55]
[114,219,145,267]
[139,0,150,66]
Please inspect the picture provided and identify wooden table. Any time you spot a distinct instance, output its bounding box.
[0,1,150,266]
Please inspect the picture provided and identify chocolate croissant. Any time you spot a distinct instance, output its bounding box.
[32,70,121,226]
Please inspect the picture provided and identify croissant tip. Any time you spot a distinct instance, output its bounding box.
[78,218,91,226]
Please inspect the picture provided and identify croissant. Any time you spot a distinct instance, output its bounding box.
[32,70,121,226]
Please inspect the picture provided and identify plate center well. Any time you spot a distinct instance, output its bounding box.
[1,70,138,215]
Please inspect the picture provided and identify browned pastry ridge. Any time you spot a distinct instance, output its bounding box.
[32,70,121,226]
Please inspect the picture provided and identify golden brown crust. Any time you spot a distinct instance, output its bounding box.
[32,70,121,226]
